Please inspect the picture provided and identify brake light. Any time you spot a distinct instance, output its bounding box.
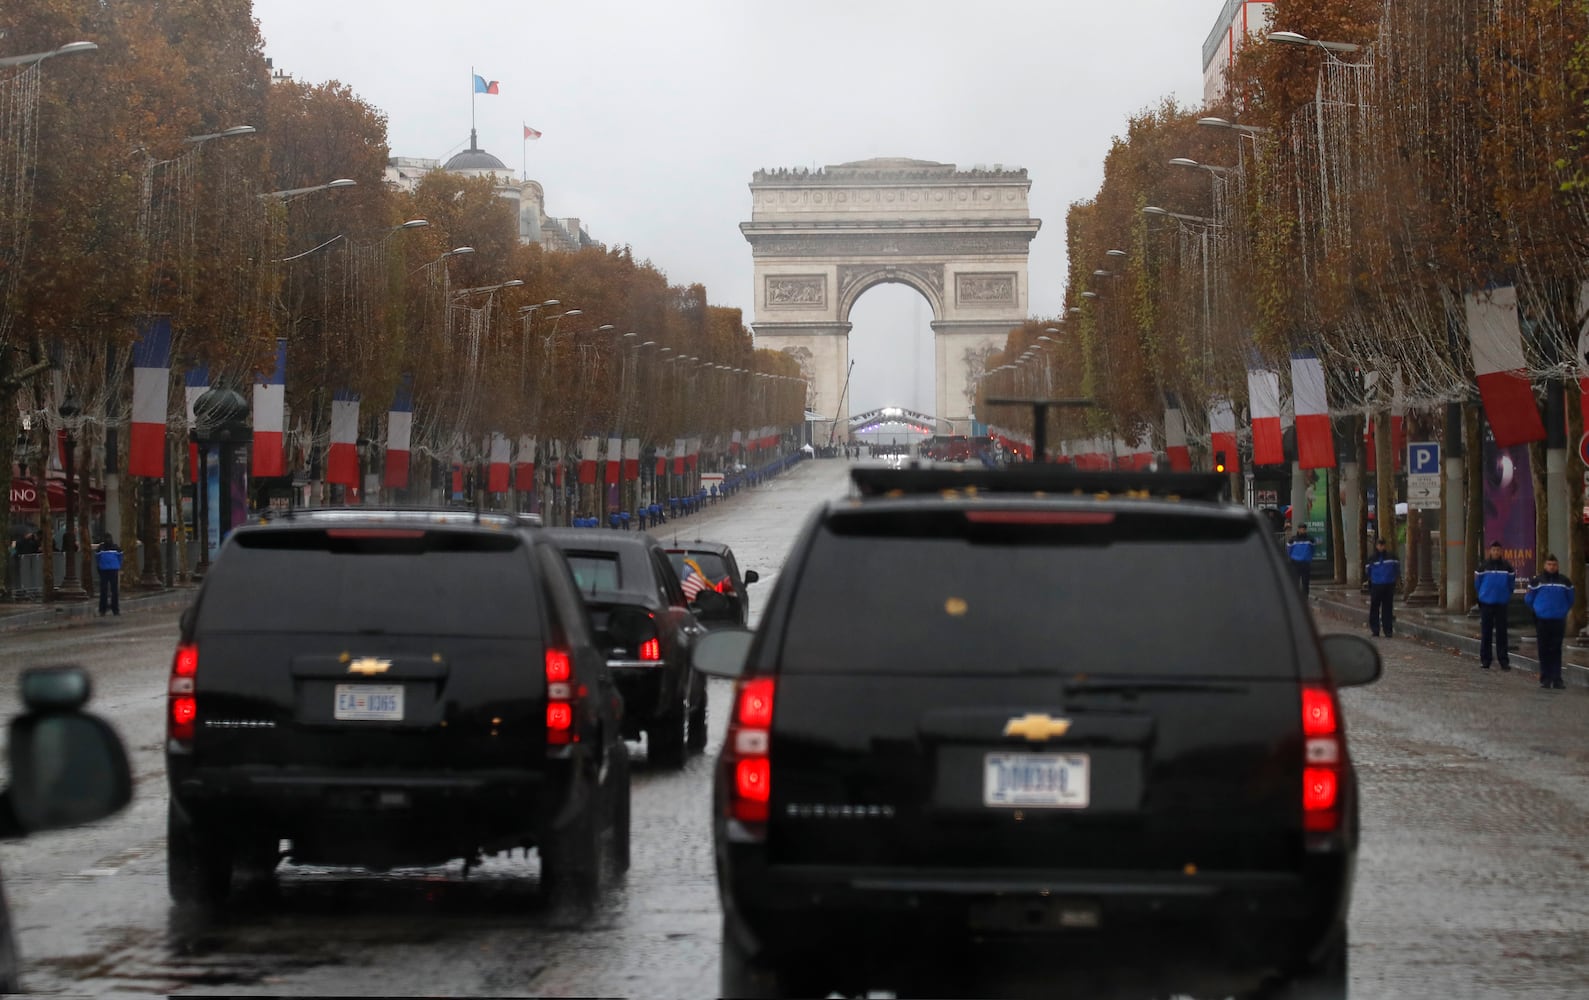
[1301,684,1343,834]
[965,510,1116,525]
[546,648,578,747]
[639,637,661,661]
[169,643,199,744]
[724,677,775,828]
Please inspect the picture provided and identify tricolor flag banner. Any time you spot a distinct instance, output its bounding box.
[624,438,640,479]
[516,435,537,492]
[673,437,687,475]
[489,433,511,493]
[655,447,667,478]
[452,462,465,496]
[1247,368,1284,466]
[578,436,600,485]
[185,366,209,484]
[472,74,499,95]
[326,390,360,487]
[252,338,288,478]
[730,430,742,455]
[384,374,414,489]
[129,316,173,478]
[1466,285,1546,447]
[1290,351,1336,469]
[523,124,542,140]
[605,436,622,484]
[686,437,700,471]
[1164,400,1192,472]
[1210,397,1240,474]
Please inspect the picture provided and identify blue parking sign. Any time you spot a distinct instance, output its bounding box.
[1408,442,1440,476]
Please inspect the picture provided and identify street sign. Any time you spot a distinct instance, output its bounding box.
[1407,472,1441,509]
[1408,441,1440,476]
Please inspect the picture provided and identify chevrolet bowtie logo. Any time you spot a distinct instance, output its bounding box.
[1003,713,1072,741]
[348,657,392,676]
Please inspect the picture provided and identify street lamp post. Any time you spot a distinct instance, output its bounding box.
[0,40,99,68]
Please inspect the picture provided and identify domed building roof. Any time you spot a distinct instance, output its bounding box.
[444,130,507,172]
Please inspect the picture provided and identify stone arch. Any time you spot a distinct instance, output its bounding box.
[742,158,1040,440]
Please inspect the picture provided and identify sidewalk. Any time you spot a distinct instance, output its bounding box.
[1310,584,1589,688]
[0,584,194,634]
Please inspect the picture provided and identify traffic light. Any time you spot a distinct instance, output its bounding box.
[1214,450,1228,474]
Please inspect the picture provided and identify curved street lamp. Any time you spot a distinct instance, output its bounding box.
[1268,30,1361,55]
[0,40,98,69]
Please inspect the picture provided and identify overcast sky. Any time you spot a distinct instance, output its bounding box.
[252,0,1223,415]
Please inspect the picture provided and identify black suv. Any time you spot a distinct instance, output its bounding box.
[694,467,1382,999]
[166,509,629,908]
[545,529,737,768]
[665,540,759,628]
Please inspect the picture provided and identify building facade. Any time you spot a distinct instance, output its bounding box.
[1202,0,1274,105]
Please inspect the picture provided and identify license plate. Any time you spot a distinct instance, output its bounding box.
[983,752,1089,808]
[334,684,404,722]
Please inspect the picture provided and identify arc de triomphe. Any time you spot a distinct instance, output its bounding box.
[741,158,1040,437]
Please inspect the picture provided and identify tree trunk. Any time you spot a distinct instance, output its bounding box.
[0,403,17,597]
[39,423,55,603]
[1465,403,1484,611]
[77,431,94,596]
[1566,387,1586,633]
[1530,438,1548,577]
[119,424,138,580]
[1329,465,1345,584]
[1374,412,1395,553]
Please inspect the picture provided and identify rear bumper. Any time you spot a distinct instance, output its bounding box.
[610,664,678,725]
[719,854,1352,987]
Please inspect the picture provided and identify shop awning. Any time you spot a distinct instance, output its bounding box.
[10,477,106,516]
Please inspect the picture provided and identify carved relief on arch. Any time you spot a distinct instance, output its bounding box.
[837,263,944,320]
[781,346,817,408]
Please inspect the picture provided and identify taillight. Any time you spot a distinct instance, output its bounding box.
[724,677,775,828]
[546,648,579,748]
[1301,685,1343,833]
[169,643,199,744]
[639,637,661,661]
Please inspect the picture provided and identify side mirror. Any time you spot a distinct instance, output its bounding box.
[689,589,737,622]
[7,668,132,835]
[1320,633,1382,687]
[744,570,760,586]
[691,628,754,679]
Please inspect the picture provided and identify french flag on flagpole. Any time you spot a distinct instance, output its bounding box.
[516,436,537,492]
[578,436,600,485]
[488,433,511,492]
[252,338,288,478]
[1164,399,1192,471]
[1290,351,1336,469]
[326,390,360,487]
[624,438,640,479]
[185,366,208,484]
[605,436,622,485]
[383,375,413,489]
[730,430,742,456]
[1210,398,1239,474]
[1466,285,1546,447]
[673,438,687,475]
[1247,367,1284,466]
[129,316,172,478]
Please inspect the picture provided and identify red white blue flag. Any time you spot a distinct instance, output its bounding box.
[129,315,172,478]
[1246,367,1284,466]
[1290,351,1336,469]
[383,374,413,489]
[327,390,360,487]
[1466,286,1545,447]
[252,338,288,478]
[489,433,511,493]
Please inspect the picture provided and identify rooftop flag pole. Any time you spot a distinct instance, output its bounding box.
[471,66,475,138]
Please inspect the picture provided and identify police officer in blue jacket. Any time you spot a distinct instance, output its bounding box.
[1474,540,1516,670]
[1365,536,1400,638]
[1524,553,1574,690]
[1286,523,1316,597]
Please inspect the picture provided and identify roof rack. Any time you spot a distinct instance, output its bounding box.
[850,466,1231,502]
[255,506,529,527]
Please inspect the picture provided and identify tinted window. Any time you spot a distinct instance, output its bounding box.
[564,552,622,593]
[669,552,730,581]
[197,528,540,637]
[780,507,1292,677]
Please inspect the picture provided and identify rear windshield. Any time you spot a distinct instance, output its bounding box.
[668,552,729,581]
[196,528,540,637]
[564,552,622,593]
[780,507,1293,677]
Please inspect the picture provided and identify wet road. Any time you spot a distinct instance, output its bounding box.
[0,457,1585,998]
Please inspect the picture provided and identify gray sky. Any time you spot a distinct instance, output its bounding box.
[252,0,1220,415]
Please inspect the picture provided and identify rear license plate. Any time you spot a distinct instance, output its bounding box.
[983,752,1089,808]
[334,684,404,722]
